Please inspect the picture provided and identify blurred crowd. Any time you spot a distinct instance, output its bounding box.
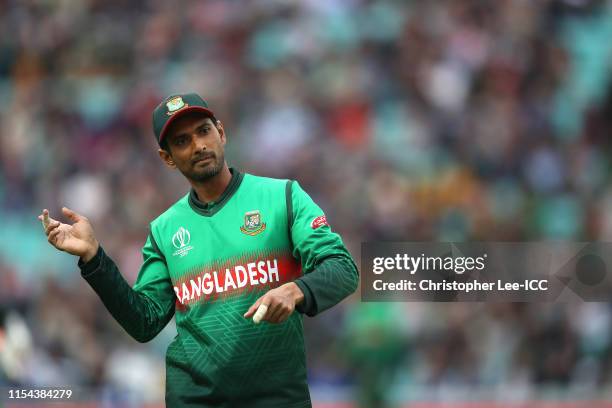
[1,0,612,406]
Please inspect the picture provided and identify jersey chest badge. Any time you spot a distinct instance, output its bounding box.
[240,210,267,236]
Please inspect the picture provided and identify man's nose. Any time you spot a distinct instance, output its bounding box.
[192,133,207,150]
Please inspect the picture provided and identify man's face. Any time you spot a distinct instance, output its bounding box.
[159,112,226,182]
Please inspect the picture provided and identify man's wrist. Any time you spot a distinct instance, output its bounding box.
[288,282,305,306]
[81,241,100,263]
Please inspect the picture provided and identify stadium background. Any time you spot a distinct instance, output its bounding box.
[2,0,612,407]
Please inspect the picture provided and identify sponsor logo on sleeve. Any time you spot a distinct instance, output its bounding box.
[311,215,328,229]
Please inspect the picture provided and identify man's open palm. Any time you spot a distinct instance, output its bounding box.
[39,207,99,261]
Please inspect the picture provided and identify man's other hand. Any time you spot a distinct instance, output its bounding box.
[39,207,99,262]
[244,282,305,324]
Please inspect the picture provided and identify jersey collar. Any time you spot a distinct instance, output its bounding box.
[188,167,244,216]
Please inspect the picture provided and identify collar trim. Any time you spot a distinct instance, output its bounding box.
[188,168,243,216]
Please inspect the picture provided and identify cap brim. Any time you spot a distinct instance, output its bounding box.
[159,106,216,143]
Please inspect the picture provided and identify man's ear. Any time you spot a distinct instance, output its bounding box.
[216,120,226,145]
[158,148,176,169]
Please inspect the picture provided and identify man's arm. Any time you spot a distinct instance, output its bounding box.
[40,208,175,342]
[243,180,359,323]
[289,181,359,317]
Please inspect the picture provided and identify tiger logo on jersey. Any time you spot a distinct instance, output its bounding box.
[240,210,266,236]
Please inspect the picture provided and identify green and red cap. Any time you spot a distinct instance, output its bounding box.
[152,93,216,145]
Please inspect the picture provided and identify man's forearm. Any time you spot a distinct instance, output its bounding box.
[294,254,359,317]
[79,246,173,342]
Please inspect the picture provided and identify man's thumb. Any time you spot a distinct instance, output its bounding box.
[244,297,263,318]
[62,207,82,222]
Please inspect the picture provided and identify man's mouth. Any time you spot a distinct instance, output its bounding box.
[193,154,214,164]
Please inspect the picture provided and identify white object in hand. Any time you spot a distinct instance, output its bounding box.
[253,304,268,324]
[42,211,50,229]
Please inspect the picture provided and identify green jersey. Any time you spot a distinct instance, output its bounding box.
[79,169,359,407]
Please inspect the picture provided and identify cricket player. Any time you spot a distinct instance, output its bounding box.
[39,93,359,408]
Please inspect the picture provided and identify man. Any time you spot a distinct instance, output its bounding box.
[40,93,359,408]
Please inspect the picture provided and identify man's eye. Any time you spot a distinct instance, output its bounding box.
[174,137,186,146]
[199,127,210,134]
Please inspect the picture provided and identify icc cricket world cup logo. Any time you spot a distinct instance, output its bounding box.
[172,227,194,257]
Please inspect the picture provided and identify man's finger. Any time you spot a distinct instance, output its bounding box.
[275,310,290,324]
[271,305,292,324]
[253,304,269,324]
[244,296,263,318]
[45,220,60,236]
[62,207,82,223]
[265,304,284,323]
[48,228,60,245]
[40,209,51,229]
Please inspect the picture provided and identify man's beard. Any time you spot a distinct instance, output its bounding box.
[185,151,225,182]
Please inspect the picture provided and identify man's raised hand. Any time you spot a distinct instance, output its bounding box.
[38,207,99,262]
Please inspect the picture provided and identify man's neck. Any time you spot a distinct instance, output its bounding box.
[190,164,233,203]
